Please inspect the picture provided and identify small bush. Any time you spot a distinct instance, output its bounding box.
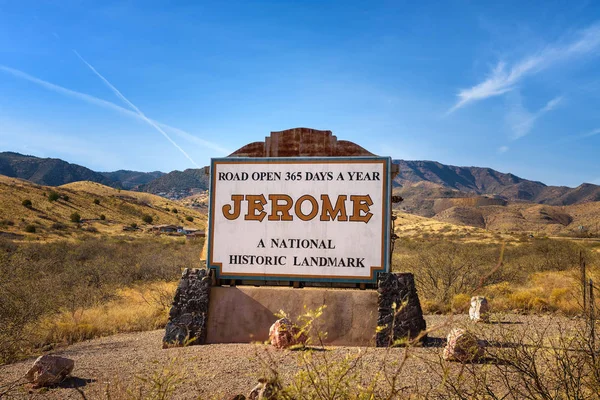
[0,219,15,227]
[171,208,178,214]
[51,222,66,230]
[185,216,193,222]
[70,212,81,223]
[22,199,32,208]
[62,194,69,202]
[93,199,100,205]
[24,224,36,233]
[48,191,60,202]
[130,222,138,229]
[100,214,106,221]
[142,214,153,224]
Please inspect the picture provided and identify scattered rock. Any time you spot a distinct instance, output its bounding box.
[443,328,484,363]
[248,378,281,400]
[469,296,490,323]
[24,355,74,388]
[268,318,307,349]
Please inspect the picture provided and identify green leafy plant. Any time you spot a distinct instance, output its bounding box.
[48,191,60,202]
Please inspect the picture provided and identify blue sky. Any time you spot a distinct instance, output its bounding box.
[1,1,599,187]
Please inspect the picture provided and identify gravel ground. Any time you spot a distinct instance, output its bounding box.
[0,314,582,399]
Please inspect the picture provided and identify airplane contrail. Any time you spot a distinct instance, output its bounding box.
[0,64,230,157]
[73,50,200,167]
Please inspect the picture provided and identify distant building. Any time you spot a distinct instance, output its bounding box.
[149,224,182,234]
[185,231,206,240]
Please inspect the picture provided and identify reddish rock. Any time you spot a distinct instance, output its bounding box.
[25,355,74,387]
[443,328,484,363]
[268,318,307,349]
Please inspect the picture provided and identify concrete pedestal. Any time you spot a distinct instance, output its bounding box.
[206,286,379,346]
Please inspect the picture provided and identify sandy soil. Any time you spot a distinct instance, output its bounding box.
[0,314,581,399]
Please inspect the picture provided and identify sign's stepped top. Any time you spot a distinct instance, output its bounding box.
[228,127,375,158]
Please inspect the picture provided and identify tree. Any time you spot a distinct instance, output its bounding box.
[100,214,106,221]
[172,208,178,214]
[24,224,36,233]
[70,212,81,223]
[22,199,32,209]
[186,216,194,222]
[93,199,100,205]
[48,191,60,202]
[142,214,153,224]
[62,195,69,202]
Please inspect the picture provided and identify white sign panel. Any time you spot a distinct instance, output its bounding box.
[207,157,391,283]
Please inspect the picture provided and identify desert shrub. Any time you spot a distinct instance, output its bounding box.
[70,212,81,223]
[93,198,100,205]
[0,219,14,227]
[185,216,193,222]
[47,191,60,202]
[51,222,66,230]
[62,194,69,202]
[130,222,138,229]
[100,214,106,220]
[171,208,178,214]
[21,199,32,208]
[142,214,153,224]
[0,237,199,363]
[426,317,600,399]
[24,224,36,233]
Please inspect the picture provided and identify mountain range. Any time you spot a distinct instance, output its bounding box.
[0,152,164,190]
[1,151,599,216]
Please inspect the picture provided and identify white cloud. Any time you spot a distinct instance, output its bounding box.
[498,145,509,154]
[448,23,600,114]
[505,94,563,140]
[0,64,230,158]
[581,128,600,138]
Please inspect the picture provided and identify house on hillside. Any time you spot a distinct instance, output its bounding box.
[178,227,200,234]
[149,224,181,234]
[185,230,205,240]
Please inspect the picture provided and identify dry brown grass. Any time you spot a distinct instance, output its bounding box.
[36,282,176,347]
[0,176,206,239]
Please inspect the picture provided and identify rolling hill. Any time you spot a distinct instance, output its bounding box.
[0,175,206,239]
[0,152,165,190]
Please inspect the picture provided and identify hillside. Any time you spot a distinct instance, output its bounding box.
[0,175,206,239]
[393,160,600,205]
[137,168,210,199]
[100,170,165,190]
[0,152,114,187]
[431,201,600,236]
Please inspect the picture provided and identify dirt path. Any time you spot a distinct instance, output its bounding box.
[0,314,580,399]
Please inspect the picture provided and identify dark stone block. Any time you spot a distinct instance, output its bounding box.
[163,268,212,347]
[376,272,427,347]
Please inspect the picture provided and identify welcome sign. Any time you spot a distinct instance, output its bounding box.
[207,157,391,283]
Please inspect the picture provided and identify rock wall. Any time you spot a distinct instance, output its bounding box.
[228,127,374,158]
[376,273,427,347]
[163,268,212,347]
